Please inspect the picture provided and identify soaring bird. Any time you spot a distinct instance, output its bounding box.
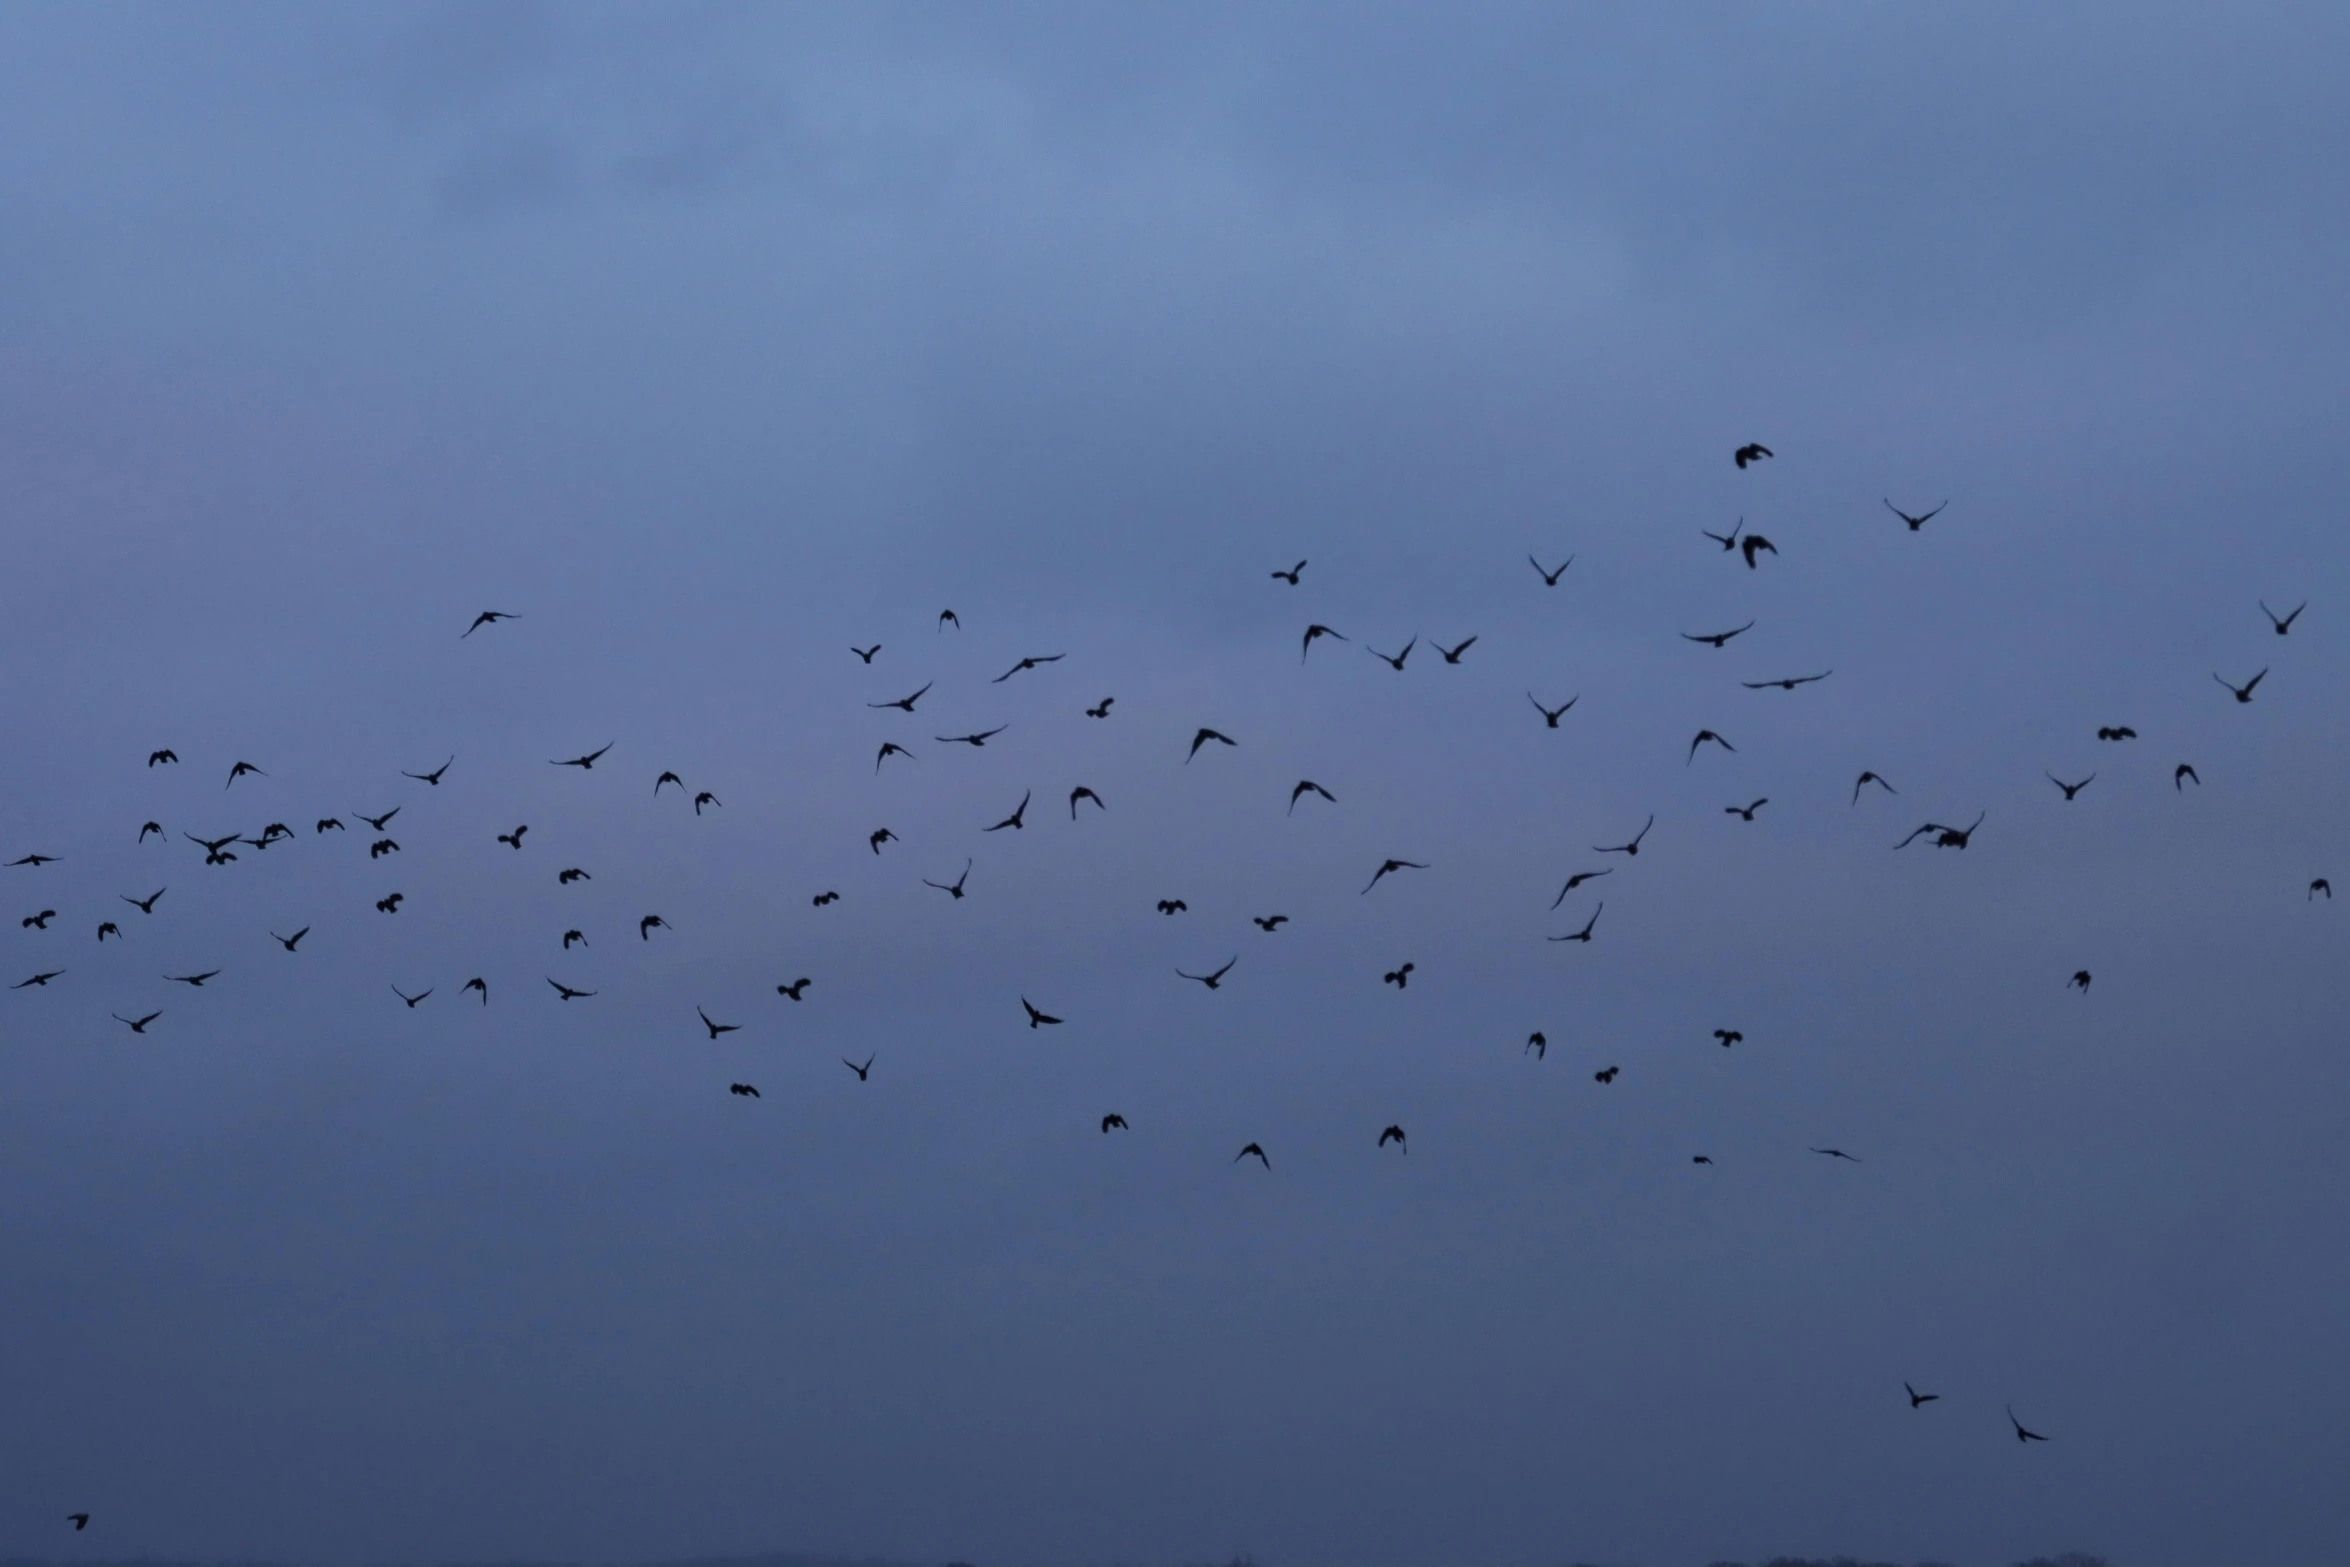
[96,923,119,941]
[1714,1029,1743,1048]
[1743,671,1830,690]
[403,756,454,785]
[6,852,59,867]
[1884,498,1946,531]
[1692,1156,1713,1166]
[1688,729,1735,762]
[876,741,916,772]
[811,891,840,907]
[1436,636,1478,665]
[730,1083,761,1097]
[113,1012,160,1033]
[1186,728,1237,761]
[355,808,399,831]
[851,644,881,662]
[1021,997,1063,1029]
[2311,879,2332,901]
[140,822,167,841]
[2096,725,2137,742]
[314,818,343,834]
[1271,560,1306,584]
[1550,869,1610,908]
[122,889,165,914]
[2215,668,2268,703]
[165,970,221,987]
[776,978,812,1000]
[1701,519,1743,551]
[271,928,309,952]
[938,609,960,630]
[1361,858,1428,895]
[1252,915,1289,931]
[1548,904,1602,944]
[2175,763,2201,791]
[983,790,1031,831]
[843,1056,873,1081]
[547,979,596,1000]
[869,829,897,854]
[1365,637,1416,671]
[1156,899,1188,915]
[1234,1142,1271,1169]
[2068,970,2092,992]
[497,826,528,849]
[462,611,521,637]
[1101,1114,1128,1133]
[1739,534,1777,568]
[186,832,240,865]
[1733,443,1773,468]
[225,760,266,787]
[1378,1125,1407,1152]
[1895,813,1984,850]
[558,867,590,884]
[1810,1147,1862,1163]
[1529,554,1572,586]
[1070,786,1105,818]
[1682,621,1755,648]
[869,682,933,712]
[1525,1032,1546,1059]
[1594,815,1654,856]
[11,970,63,988]
[148,749,178,767]
[2008,1405,2050,1443]
[924,860,973,900]
[1528,693,1579,727]
[1906,1383,1940,1408]
[21,910,56,929]
[369,838,400,859]
[1301,624,1347,662]
[463,978,487,1004]
[68,1514,90,1531]
[1288,780,1336,815]
[639,914,670,941]
[562,930,587,949]
[992,653,1065,682]
[551,743,614,769]
[1085,698,1114,719]
[1176,957,1237,990]
[1725,798,1768,821]
[693,790,720,815]
[392,985,431,1008]
[697,1007,739,1039]
[2047,772,2094,800]
[2261,599,2307,635]
[935,727,1008,747]
[1382,962,1415,989]
[654,771,685,795]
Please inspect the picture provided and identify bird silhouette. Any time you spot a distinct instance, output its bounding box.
[1528,693,1579,727]
[392,985,431,1008]
[1594,815,1654,856]
[558,867,590,884]
[376,893,404,913]
[21,910,55,929]
[1810,1147,1861,1162]
[1271,560,1306,584]
[1895,812,1984,849]
[1529,554,1573,585]
[1101,1113,1128,1132]
[992,653,1065,682]
[1021,997,1062,1028]
[876,742,916,772]
[1186,728,1237,761]
[6,852,59,867]
[1436,636,1478,664]
[851,644,881,663]
[811,891,840,907]
[639,914,670,941]
[1235,1142,1270,1169]
[843,1056,873,1080]
[1682,621,1756,648]
[2047,772,2094,800]
[1525,1031,1546,1059]
[113,1011,160,1033]
[935,727,1008,747]
[1548,904,1602,943]
[463,978,487,1004]
[1382,962,1415,988]
[2261,599,2306,635]
[869,829,897,854]
[1688,730,1735,762]
[1085,698,1114,719]
[692,790,719,815]
[1884,498,1946,531]
[96,922,119,941]
[122,889,165,914]
[776,978,812,1000]
[1714,1029,1743,1047]
[497,826,528,849]
[1252,914,1289,931]
[654,771,684,795]
[697,1007,739,1039]
[1177,957,1237,990]
[2215,668,2267,703]
[1740,534,1777,568]
[983,790,1031,831]
[1070,786,1105,818]
[1378,1125,1407,1152]
[148,749,178,767]
[1734,442,1773,468]
[1725,798,1768,821]
[924,859,973,899]
[1594,1066,1619,1083]
[1301,624,1347,662]
[271,928,309,952]
[547,979,596,1000]
[403,756,454,785]
[12,970,63,988]
[1288,780,1336,815]
[68,1514,90,1531]
[870,682,933,713]
[140,822,166,842]
[1365,637,1415,671]
[2311,879,2332,901]
[730,1083,761,1097]
[938,609,959,630]
[369,838,400,859]
[550,743,614,769]
[1906,1383,1940,1408]
[186,832,242,863]
[225,760,266,787]
[165,970,220,987]
[355,808,399,831]
[1156,899,1187,915]
[1550,869,1611,908]
[2008,1405,2049,1443]
[1743,671,1830,690]
[2175,763,2201,790]
[1361,858,1428,894]
[2068,970,2092,992]
[562,930,587,949]
[313,818,342,834]
[2096,725,2137,741]
[462,611,520,637]
[1701,519,1743,551]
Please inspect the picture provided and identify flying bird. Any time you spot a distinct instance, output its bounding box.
[96,923,119,941]
[992,653,1065,682]
[2311,879,2332,901]
[122,889,165,914]
[2260,599,2306,635]
[1594,815,1654,856]
[869,829,897,854]
[693,791,719,815]
[639,914,670,940]
[2047,772,2094,800]
[392,985,432,1009]
[186,832,240,865]
[355,808,399,831]
[68,1514,90,1531]
[1701,519,1743,551]
[935,727,1008,747]
[1687,729,1735,762]
[1301,624,1347,662]
[876,742,916,772]
[1378,1125,1407,1152]
[271,928,309,952]
[1906,1383,1940,1408]
[547,979,596,1000]
[376,893,404,913]
[2008,1405,2050,1443]
[1271,560,1306,584]
[655,771,684,795]
[2215,667,2267,703]
[2175,763,2200,790]
[1085,698,1114,719]
[6,852,58,867]
[938,609,959,630]
[811,891,840,907]
[1725,798,1768,821]
[1288,780,1336,815]
[402,756,453,785]
[730,1083,761,1097]
[1436,636,1478,664]
[1070,786,1105,817]
[550,743,614,769]
[697,1007,739,1039]
[558,867,590,884]
[225,760,266,787]
[1682,621,1755,648]
[1021,997,1063,1029]
[369,838,400,859]
[2068,970,2092,992]
[12,970,63,988]
[463,978,487,1004]
[1739,534,1777,568]
[1549,871,1611,909]
[1156,899,1188,915]
[1810,1147,1862,1162]
[1361,858,1428,894]
[1714,1029,1743,1047]
[497,826,528,849]
[2096,726,2137,742]
[924,859,973,900]
[21,909,55,929]
[1733,443,1773,468]
[1382,962,1415,989]
[1525,1032,1546,1059]
[851,644,881,662]
[776,978,812,1000]
[1594,1066,1619,1083]
[113,1011,160,1033]
[869,682,933,712]
[843,1056,873,1080]
[148,749,178,767]
[983,790,1031,831]
[1548,904,1603,944]
[140,822,167,841]
[1743,671,1830,690]
[1252,915,1288,931]
[1177,957,1237,990]
[165,970,220,987]
[1851,772,1895,803]
[1101,1114,1128,1132]
[1528,693,1579,727]
[1895,813,1984,850]
[1529,554,1572,586]
[1365,637,1416,671]
[462,611,520,637]
[1234,1142,1270,1169]
[563,930,587,949]
[1186,728,1237,761]
[1884,498,1946,531]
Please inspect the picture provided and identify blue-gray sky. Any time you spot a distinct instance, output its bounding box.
[3,6,2348,1565]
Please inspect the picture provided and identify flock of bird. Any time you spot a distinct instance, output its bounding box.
[9,442,2330,1535]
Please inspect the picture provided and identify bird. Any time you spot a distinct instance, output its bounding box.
[935,727,1008,747]
[225,760,266,787]
[1382,962,1415,989]
[924,860,973,899]
[122,889,165,914]
[1361,858,1428,894]
[776,978,812,1000]
[1692,1155,1713,1165]
[562,929,587,949]
[1021,997,1062,1029]
[1234,1142,1270,1169]
[547,979,596,1000]
[558,867,590,884]
[1271,560,1306,584]
[983,790,1031,831]
[1895,813,1984,850]
[402,756,454,785]
[1529,554,1572,586]
[1810,1147,1862,1162]
[1725,798,1768,821]
[21,909,55,929]
[1101,1113,1128,1132]
[1525,1031,1546,1059]
[811,891,840,907]
[165,970,220,987]
[140,821,167,842]
[869,829,897,854]
[851,644,881,662]
[2175,763,2201,790]
[1300,624,1347,662]
[1687,729,1735,762]
[1594,1066,1619,1083]
[639,914,670,941]
[697,1007,739,1039]
[876,741,918,771]
[1252,915,1288,931]
[96,923,119,941]
[68,1514,90,1531]
[185,832,241,860]
[1714,1029,1743,1047]
[1734,442,1773,468]
[463,978,487,1004]
[1378,1125,1407,1152]
[654,771,684,795]
[12,970,63,988]
[2096,725,2137,741]
[1156,899,1187,915]
[497,826,528,849]
[392,985,431,1008]
[550,743,614,769]
[354,808,399,831]
[376,893,404,913]
[843,1056,873,1080]
[869,682,933,712]
[1365,637,1415,671]
[1906,1383,1940,1408]
[1701,518,1743,551]
[2068,970,2092,992]
[462,611,520,637]
[1743,671,1830,690]
[1740,534,1777,568]
[2311,879,2332,901]
[1682,621,1756,648]
[2047,772,2094,800]
[692,790,719,815]
[1594,815,1654,856]
[6,852,59,867]
[314,818,343,834]
[1436,636,1478,664]
[730,1083,761,1097]
[1288,780,1336,815]
[2260,599,2306,635]
[938,609,959,630]
[1186,727,1237,761]
[1548,904,1602,943]
[1884,498,1946,530]
[992,653,1065,682]
[2008,1405,2050,1443]
[271,928,309,952]
[1528,693,1579,727]
[112,1011,160,1033]
[1085,698,1114,718]
[1069,786,1105,818]
[369,838,400,859]
[2215,668,2268,703]
[148,749,178,767]
[1177,957,1237,990]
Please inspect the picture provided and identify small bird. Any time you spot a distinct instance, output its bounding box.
[639,914,670,941]
[1361,858,1428,894]
[1529,554,1573,586]
[1743,672,1829,690]
[148,749,178,767]
[1186,727,1237,761]
[403,756,454,785]
[354,808,399,831]
[1301,624,1347,662]
[2096,726,2137,742]
[140,821,167,842]
[2175,763,2201,790]
[1085,698,1114,719]
[1528,693,1579,727]
[1525,1031,1546,1059]
[2261,599,2307,635]
[563,929,587,949]
[983,790,1031,831]
[1906,1383,1940,1408]
[1288,780,1335,815]
[1070,786,1105,818]
[1884,498,1946,531]
[547,979,596,1000]
[1101,1113,1128,1132]
[165,970,220,987]
[314,818,344,834]
[225,760,266,787]
[392,985,432,1008]
[1436,636,1478,664]
[1177,957,1237,990]
[2068,970,2092,992]
[550,743,614,769]
[851,644,881,662]
[6,852,58,867]
[1021,997,1062,1029]
[697,1007,739,1039]
[924,860,973,900]
[497,826,528,849]
[2047,772,2094,800]
[113,1011,160,1033]
[935,727,1008,747]
[693,790,719,815]
[1714,1029,1742,1047]
[869,682,933,712]
[1548,904,1602,943]
[12,970,63,988]
[1382,962,1415,988]
[1252,915,1288,931]
[271,928,309,952]
[730,1083,761,1097]
[2311,879,2332,901]
[2215,668,2268,703]
[776,978,812,1000]
[68,1514,90,1531]
[1378,1125,1407,1152]
[2008,1405,2050,1443]
[992,653,1065,682]
[463,978,487,1004]
[1271,559,1306,584]
[21,909,56,929]
[1895,813,1984,850]
[869,829,897,854]
[1156,899,1188,915]
[1810,1147,1862,1162]
[1701,518,1744,551]
[1234,1142,1270,1169]
[1594,1066,1619,1083]
[462,611,520,637]
[1740,534,1777,569]
[843,1056,873,1080]
[1687,729,1735,762]
[1594,815,1654,856]
[876,742,916,772]
[369,837,400,859]
[376,893,404,913]
[186,832,240,865]
[655,771,684,795]
[96,923,120,941]
[558,867,590,884]
[1365,637,1416,671]
[122,889,165,914]
[1692,1155,1713,1165]
[1725,798,1767,821]
[938,609,960,630]
[1733,442,1773,468]
[1682,621,1755,648]
[811,891,840,907]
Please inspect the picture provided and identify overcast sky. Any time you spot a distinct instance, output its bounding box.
[3,6,2348,1566]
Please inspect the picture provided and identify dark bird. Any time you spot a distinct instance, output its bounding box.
[843,1055,873,1080]
[550,743,614,769]
[2215,667,2268,703]
[7,852,59,867]
[140,821,166,842]
[1594,1066,1619,1083]
[1687,729,1735,762]
[697,1006,739,1039]
[354,808,399,831]
[2175,763,2200,791]
[68,1514,90,1531]
[869,682,934,713]
[1085,698,1114,718]
[924,859,973,899]
[376,893,404,913]
[1725,798,1768,821]
[1378,1125,1407,1152]
[851,644,881,662]
[497,826,528,849]
[938,609,959,630]
[1252,915,1288,931]
[1895,812,1984,849]
[2068,970,2092,992]
[1682,621,1755,648]
[876,741,916,772]
[693,791,719,815]
[547,978,596,1000]
[1301,624,1347,662]
[225,760,266,787]
[113,1011,160,1033]
[1895,1382,1941,1408]
[1382,962,1415,988]
[2261,599,2307,635]
[21,909,55,929]
[1740,534,1777,568]
[12,970,62,988]
[148,749,178,767]
[96,922,120,941]
[655,771,684,795]
[2048,772,2095,800]
[2096,725,2137,742]
[1594,815,1654,856]
[2311,879,2332,901]
[1733,443,1773,468]
[776,978,812,999]
[1528,693,1579,727]
[1021,996,1062,1029]
[1070,786,1105,818]
[558,867,590,884]
[392,984,431,1008]
[403,756,454,785]
[811,891,840,907]
[1810,1147,1862,1162]
[563,929,587,949]
[1177,957,1237,990]
[983,790,1031,831]
[1235,1142,1270,1169]
[870,829,897,854]
[1361,858,1428,894]
[1186,727,1237,761]
[730,1083,760,1097]
[165,970,220,987]
[369,838,400,859]
[1365,637,1416,671]
[1714,1029,1743,1047]
[314,818,344,834]
[185,832,241,860]
[463,977,487,1003]
[1548,904,1603,943]
[992,653,1065,682]
[1743,671,1830,690]
[1271,560,1306,584]
[122,889,165,914]
[935,727,1008,747]
[1529,554,1573,586]
[2008,1405,2049,1443]
[1288,780,1335,815]
[1700,518,1743,551]
[271,928,309,952]
[1101,1113,1128,1132]
[1884,498,1946,531]
[639,914,670,941]
[462,611,520,637]
[256,823,293,844]
[1436,636,1478,664]
[1156,899,1188,915]
[1525,1031,1546,1059]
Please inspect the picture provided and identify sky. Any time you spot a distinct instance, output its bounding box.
[2,5,2348,1565]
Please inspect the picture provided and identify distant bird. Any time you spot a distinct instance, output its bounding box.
[1382,962,1415,989]
[1070,786,1105,818]
[776,978,812,1000]
[1906,1383,1940,1408]
[1810,1147,1861,1163]
[1548,904,1603,944]
[1550,869,1610,908]
[1361,858,1428,895]
[186,832,240,865]
[1085,698,1114,719]
[1701,518,1743,552]
[1895,812,1984,850]
[2312,879,2332,901]
[1101,1113,1128,1132]
[1252,915,1288,931]
[2096,725,2137,741]
[938,609,959,630]
[96,923,119,941]
[1692,1155,1713,1165]
[851,644,881,662]
[1529,554,1573,586]
[550,743,614,769]
[376,893,404,913]
[935,727,1008,747]
[1525,1031,1546,1059]
[1594,815,1654,857]
[21,909,55,929]
[1884,498,1946,531]
[563,930,587,949]
[811,891,840,907]
[2260,599,2306,635]
[403,755,453,785]
[1234,1142,1270,1168]
[312,817,342,835]
[876,742,916,772]
[983,790,1031,831]
[843,1056,873,1081]
[1436,636,1478,664]
[462,611,520,637]
[68,1514,90,1531]
[1528,693,1579,727]
[1186,727,1237,761]
[225,760,266,787]
[730,1083,761,1097]
[271,928,309,952]
[1743,671,1829,690]
[165,970,220,987]
[392,985,431,1009]
[1725,798,1768,821]
[2175,763,2200,790]
[1682,621,1755,648]
[122,889,165,914]
[924,859,973,900]
[547,979,596,1000]
[2068,970,2092,992]
[1733,442,1773,468]
[12,970,62,988]
[654,771,684,795]
[869,829,897,854]
[2008,1405,2050,1443]
[1378,1125,1407,1152]
[1739,534,1777,568]
[558,867,590,884]
[2047,772,2094,800]
[1021,997,1062,1029]
[6,852,59,867]
[369,838,400,859]
[1156,899,1188,915]
[1177,957,1237,990]
[1714,1029,1742,1047]
[869,682,933,713]
[355,808,399,831]
[639,914,670,941]
[1594,1066,1619,1083]
[497,825,528,849]
[1271,560,1306,584]
[1365,637,1416,671]
[1288,780,1335,815]
[1687,729,1735,762]
[693,791,719,815]
[992,653,1065,682]
[1301,624,1347,662]
[463,978,487,1004]
[140,822,167,842]
[113,1011,160,1033]
[2215,667,2267,703]
[148,749,178,767]
[697,1007,739,1039]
